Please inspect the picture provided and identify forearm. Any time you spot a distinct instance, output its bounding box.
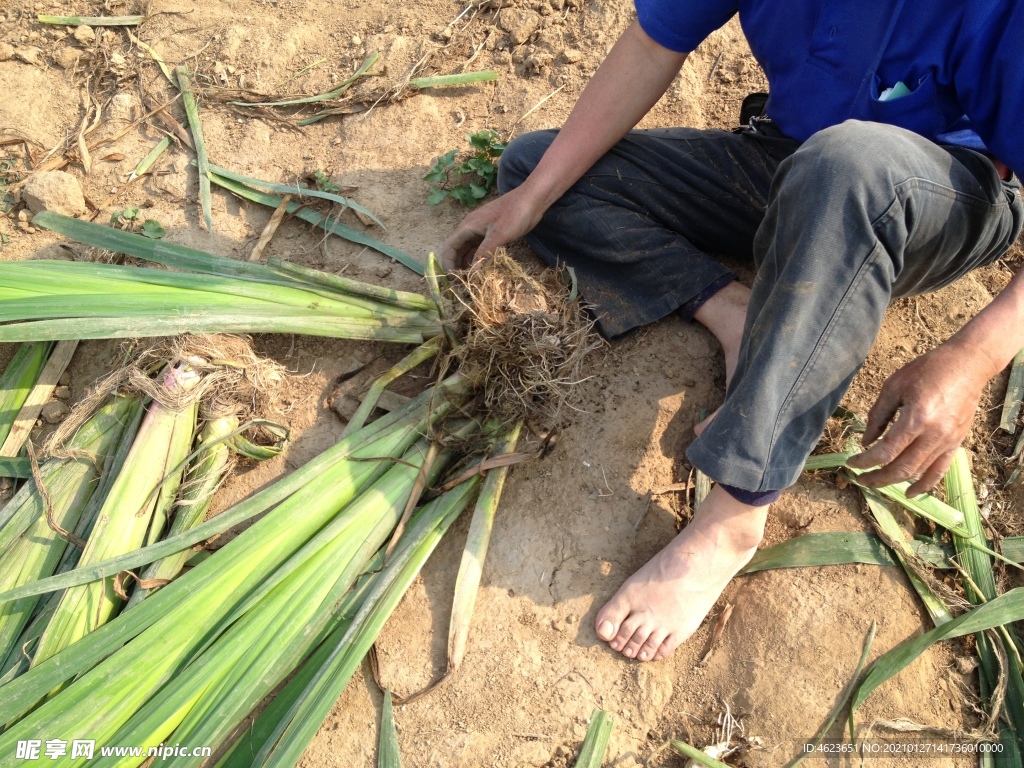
[519,20,689,210]
[945,266,1024,380]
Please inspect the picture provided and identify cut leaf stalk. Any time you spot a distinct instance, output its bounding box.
[30,365,199,669]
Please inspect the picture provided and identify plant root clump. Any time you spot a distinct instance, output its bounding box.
[448,249,601,429]
[46,334,289,458]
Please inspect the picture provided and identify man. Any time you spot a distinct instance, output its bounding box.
[441,1,1023,663]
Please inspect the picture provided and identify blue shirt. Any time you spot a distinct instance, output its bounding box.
[634,0,1023,173]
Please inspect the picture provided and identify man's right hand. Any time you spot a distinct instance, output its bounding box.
[440,183,546,271]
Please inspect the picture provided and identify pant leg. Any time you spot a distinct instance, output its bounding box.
[498,127,799,338]
[687,119,1024,492]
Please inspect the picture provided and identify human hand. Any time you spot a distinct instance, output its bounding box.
[846,343,992,496]
[440,184,546,272]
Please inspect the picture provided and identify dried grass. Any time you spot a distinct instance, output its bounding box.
[46,334,288,458]
[446,249,601,429]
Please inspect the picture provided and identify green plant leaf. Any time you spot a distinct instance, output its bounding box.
[669,740,729,768]
[141,219,166,239]
[111,207,141,226]
[427,188,449,205]
[377,689,401,768]
[313,170,341,194]
[852,588,1024,711]
[450,187,473,207]
[575,709,613,768]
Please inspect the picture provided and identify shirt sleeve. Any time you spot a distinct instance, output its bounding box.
[953,1,1024,174]
[634,0,739,53]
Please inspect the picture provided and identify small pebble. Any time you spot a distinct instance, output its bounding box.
[351,34,362,46]
[72,24,95,45]
[14,46,44,66]
[41,401,71,424]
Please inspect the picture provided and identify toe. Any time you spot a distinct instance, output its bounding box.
[636,630,668,662]
[595,597,632,642]
[621,624,655,659]
[610,614,645,652]
[653,633,683,661]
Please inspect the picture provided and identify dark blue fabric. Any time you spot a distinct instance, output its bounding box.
[500,121,1023,493]
[633,0,1024,174]
[498,127,794,338]
[719,484,782,507]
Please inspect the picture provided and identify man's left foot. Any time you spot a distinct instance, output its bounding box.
[594,486,768,661]
[692,280,749,386]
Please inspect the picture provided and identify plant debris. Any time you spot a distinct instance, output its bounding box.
[448,249,601,428]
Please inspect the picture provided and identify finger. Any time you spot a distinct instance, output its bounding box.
[862,382,903,445]
[848,416,920,471]
[855,434,940,487]
[440,227,485,272]
[455,243,478,271]
[906,450,956,497]
[473,229,503,261]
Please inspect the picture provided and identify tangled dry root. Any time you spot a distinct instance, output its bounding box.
[46,334,288,457]
[448,250,601,428]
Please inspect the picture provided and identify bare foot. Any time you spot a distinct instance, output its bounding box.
[594,485,767,661]
[692,280,749,386]
[690,282,748,438]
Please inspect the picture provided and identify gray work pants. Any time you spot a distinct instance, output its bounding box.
[498,119,1023,493]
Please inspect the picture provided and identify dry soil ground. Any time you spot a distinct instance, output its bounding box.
[1,0,1023,766]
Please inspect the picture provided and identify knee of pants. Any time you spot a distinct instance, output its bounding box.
[776,119,919,197]
[497,129,557,195]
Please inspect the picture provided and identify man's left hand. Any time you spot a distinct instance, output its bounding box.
[847,342,991,496]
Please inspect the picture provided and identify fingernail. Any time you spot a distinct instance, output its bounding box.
[598,620,614,639]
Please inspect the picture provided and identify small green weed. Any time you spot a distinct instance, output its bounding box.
[312,169,341,194]
[0,160,17,214]
[110,207,167,239]
[425,129,506,207]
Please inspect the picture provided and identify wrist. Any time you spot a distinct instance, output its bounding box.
[939,334,1003,385]
[517,167,572,211]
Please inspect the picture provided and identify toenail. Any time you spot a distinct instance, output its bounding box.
[598,620,614,638]
[639,651,648,660]
[624,648,635,657]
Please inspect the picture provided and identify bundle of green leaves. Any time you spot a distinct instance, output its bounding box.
[425,129,507,207]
